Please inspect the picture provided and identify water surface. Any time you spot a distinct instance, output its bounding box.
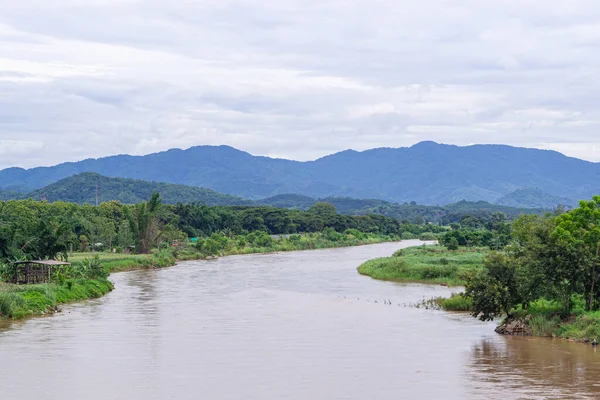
[0,240,598,399]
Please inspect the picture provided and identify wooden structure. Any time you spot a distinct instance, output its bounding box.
[11,260,71,285]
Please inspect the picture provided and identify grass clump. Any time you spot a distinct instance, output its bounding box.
[438,293,473,311]
[358,245,488,286]
[414,293,473,312]
[529,315,559,337]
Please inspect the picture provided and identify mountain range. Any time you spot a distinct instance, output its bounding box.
[0,141,595,206]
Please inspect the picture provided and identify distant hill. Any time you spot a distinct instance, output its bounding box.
[258,194,317,209]
[9,173,252,206]
[0,190,20,201]
[1,142,597,205]
[496,187,576,209]
[260,195,542,223]
[0,173,544,224]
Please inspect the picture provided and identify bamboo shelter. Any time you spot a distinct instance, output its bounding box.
[11,260,71,284]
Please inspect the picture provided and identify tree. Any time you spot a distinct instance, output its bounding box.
[309,202,337,216]
[446,236,459,251]
[415,214,425,225]
[126,192,163,253]
[116,220,133,249]
[553,196,600,311]
[465,253,520,321]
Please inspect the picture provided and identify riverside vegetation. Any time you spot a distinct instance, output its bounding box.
[0,194,445,320]
[359,197,600,342]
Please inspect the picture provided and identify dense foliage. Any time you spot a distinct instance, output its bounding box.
[438,212,512,250]
[261,197,543,225]
[0,195,444,263]
[465,196,600,321]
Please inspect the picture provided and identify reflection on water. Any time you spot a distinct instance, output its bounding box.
[467,336,600,399]
[0,240,597,399]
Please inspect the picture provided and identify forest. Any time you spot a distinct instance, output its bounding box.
[0,194,445,263]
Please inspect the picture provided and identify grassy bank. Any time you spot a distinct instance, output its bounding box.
[70,251,177,272]
[357,245,488,286]
[0,278,113,319]
[73,231,401,273]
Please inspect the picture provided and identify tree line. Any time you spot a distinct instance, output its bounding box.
[0,195,445,263]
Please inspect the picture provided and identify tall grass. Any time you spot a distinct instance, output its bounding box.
[358,245,487,286]
[414,293,473,311]
[529,315,559,337]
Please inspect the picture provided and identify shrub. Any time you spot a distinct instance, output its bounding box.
[419,232,438,241]
[446,237,459,251]
[392,249,404,257]
[401,232,417,240]
[439,293,473,311]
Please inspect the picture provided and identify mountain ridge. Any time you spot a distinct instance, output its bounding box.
[4,172,253,206]
[1,141,598,205]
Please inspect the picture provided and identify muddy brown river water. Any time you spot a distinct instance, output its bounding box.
[0,240,599,399]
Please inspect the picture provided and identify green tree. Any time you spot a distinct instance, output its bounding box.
[116,220,134,249]
[465,253,520,321]
[553,196,600,311]
[309,202,337,216]
[446,236,459,251]
[126,192,163,253]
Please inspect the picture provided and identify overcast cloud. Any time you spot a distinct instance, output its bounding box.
[1,0,600,168]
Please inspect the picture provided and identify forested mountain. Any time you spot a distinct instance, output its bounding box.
[495,187,576,208]
[257,194,316,209]
[5,173,252,206]
[261,195,542,224]
[0,190,20,201]
[1,142,597,205]
[1,173,543,223]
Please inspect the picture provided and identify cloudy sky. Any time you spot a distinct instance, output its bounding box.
[1,0,600,169]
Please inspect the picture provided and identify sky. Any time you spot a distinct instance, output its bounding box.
[1,0,600,169]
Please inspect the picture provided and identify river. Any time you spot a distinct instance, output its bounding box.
[0,240,599,399]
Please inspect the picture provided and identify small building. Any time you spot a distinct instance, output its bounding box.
[11,260,71,285]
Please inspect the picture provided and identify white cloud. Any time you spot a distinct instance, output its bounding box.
[1,0,600,168]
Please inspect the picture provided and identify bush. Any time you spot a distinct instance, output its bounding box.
[419,232,438,241]
[392,249,404,257]
[439,293,473,311]
[401,232,417,240]
[445,237,459,251]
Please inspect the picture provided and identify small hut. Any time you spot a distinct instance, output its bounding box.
[11,260,71,285]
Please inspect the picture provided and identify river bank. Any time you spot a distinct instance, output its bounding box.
[0,278,113,319]
[492,301,600,343]
[0,232,402,320]
[357,245,600,344]
[71,231,407,273]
